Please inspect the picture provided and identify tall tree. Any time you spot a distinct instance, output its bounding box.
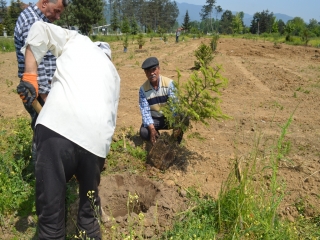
[232,12,243,34]
[182,10,191,32]
[55,4,77,28]
[200,0,215,20]
[110,2,120,32]
[71,0,104,35]
[130,17,139,35]
[284,21,295,41]
[271,17,278,33]
[0,0,7,21]
[141,0,178,32]
[120,16,130,34]
[307,19,320,37]
[250,10,274,34]
[219,10,233,34]
[277,19,286,35]
[9,0,22,22]
[289,17,306,36]
[200,0,215,32]
[214,5,222,32]
[3,0,23,36]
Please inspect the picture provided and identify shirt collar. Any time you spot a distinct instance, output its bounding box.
[31,4,51,23]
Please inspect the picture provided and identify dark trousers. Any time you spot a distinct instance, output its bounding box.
[35,124,105,240]
[140,116,169,141]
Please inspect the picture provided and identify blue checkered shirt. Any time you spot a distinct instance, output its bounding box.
[14,4,56,94]
[139,79,176,127]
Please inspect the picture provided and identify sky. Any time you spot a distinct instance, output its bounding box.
[175,0,320,23]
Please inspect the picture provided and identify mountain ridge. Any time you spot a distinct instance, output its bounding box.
[176,2,294,27]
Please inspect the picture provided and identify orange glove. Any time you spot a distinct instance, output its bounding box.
[17,73,38,108]
[22,73,38,97]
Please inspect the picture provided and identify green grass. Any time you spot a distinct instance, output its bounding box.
[162,113,320,239]
[0,37,15,52]
[0,117,36,240]
[0,117,34,214]
[105,127,147,174]
[1,115,319,239]
[232,33,320,48]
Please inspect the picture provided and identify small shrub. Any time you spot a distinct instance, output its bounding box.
[137,33,145,48]
[210,33,220,52]
[194,43,213,70]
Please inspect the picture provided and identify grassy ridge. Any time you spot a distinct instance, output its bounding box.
[162,114,320,239]
[1,33,320,55]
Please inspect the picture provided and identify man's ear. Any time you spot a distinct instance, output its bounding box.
[42,0,49,7]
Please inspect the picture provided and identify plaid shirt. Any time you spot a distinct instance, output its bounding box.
[139,78,175,127]
[14,4,56,94]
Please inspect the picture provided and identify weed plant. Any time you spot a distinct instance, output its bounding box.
[163,113,320,239]
[105,127,147,173]
[0,117,35,235]
[0,37,15,52]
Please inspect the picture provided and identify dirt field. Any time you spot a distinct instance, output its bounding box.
[1,35,320,238]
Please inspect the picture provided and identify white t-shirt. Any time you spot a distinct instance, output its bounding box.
[21,22,120,158]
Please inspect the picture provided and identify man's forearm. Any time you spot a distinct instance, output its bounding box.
[24,45,38,74]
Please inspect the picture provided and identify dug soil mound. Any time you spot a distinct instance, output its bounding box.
[66,172,187,238]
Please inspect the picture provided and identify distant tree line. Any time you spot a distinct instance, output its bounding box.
[1,0,319,40]
[0,0,25,36]
[180,0,320,40]
[0,0,179,36]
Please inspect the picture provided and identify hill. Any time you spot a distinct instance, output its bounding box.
[176,2,293,27]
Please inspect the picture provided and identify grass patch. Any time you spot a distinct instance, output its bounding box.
[0,37,15,52]
[162,112,320,239]
[0,117,36,237]
[105,127,147,174]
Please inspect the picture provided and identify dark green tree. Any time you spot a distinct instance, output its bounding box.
[0,0,7,21]
[71,0,104,35]
[232,12,244,34]
[145,0,178,32]
[219,10,233,34]
[55,4,77,28]
[284,21,295,41]
[277,19,286,35]
[300,28,312,46]
[182,10,191,32]
[3,0,23,36]
[110,2,120,33]
[9,0,22,22]
[121,16,130,34]
[289,17,306,36]
[130,18,139,35]
[250,10,274,34]
[307,19,320,37]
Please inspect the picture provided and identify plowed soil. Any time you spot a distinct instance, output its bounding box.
[1,35,319,238]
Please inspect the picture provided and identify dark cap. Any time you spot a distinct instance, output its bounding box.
[141,57,159,69]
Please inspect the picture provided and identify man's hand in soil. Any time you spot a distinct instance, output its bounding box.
[149,125,159,145]
[17,73,38,108]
